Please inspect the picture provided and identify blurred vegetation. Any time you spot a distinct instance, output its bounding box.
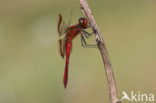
[0,0,156,103]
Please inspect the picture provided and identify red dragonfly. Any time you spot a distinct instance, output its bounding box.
[57,13,96,88]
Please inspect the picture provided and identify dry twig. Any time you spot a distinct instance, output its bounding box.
[80,0,120,103]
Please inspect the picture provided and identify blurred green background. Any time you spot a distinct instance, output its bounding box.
[0,0,156,103]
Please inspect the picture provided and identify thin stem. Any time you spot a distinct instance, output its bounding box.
[80,0,120,103]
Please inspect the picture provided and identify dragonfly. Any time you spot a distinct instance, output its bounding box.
[57,13,97,88]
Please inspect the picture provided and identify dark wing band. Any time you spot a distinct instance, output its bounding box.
[58,14,68,37]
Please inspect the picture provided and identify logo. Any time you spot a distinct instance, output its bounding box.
[121,91,154,102]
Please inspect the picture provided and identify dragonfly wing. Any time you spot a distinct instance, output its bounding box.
[59,37,66,59]
[63,38,66,57]
[67,11,73,28]
[58,14,68,37]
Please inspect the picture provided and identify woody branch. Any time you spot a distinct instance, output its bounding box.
[80,0,120,103]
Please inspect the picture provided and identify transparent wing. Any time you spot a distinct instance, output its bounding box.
[57,14,68,37]
[67,11,72,28]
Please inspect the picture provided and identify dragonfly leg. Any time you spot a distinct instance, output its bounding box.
[82,30,94,38]
[87,25,91,28]
[87,23,92,28]
[82,31,89,38]
[81,34,97,48]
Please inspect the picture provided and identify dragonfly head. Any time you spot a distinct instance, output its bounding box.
[79,18,88,29]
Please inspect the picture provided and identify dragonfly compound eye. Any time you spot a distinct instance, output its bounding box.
[79,18,88,28]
